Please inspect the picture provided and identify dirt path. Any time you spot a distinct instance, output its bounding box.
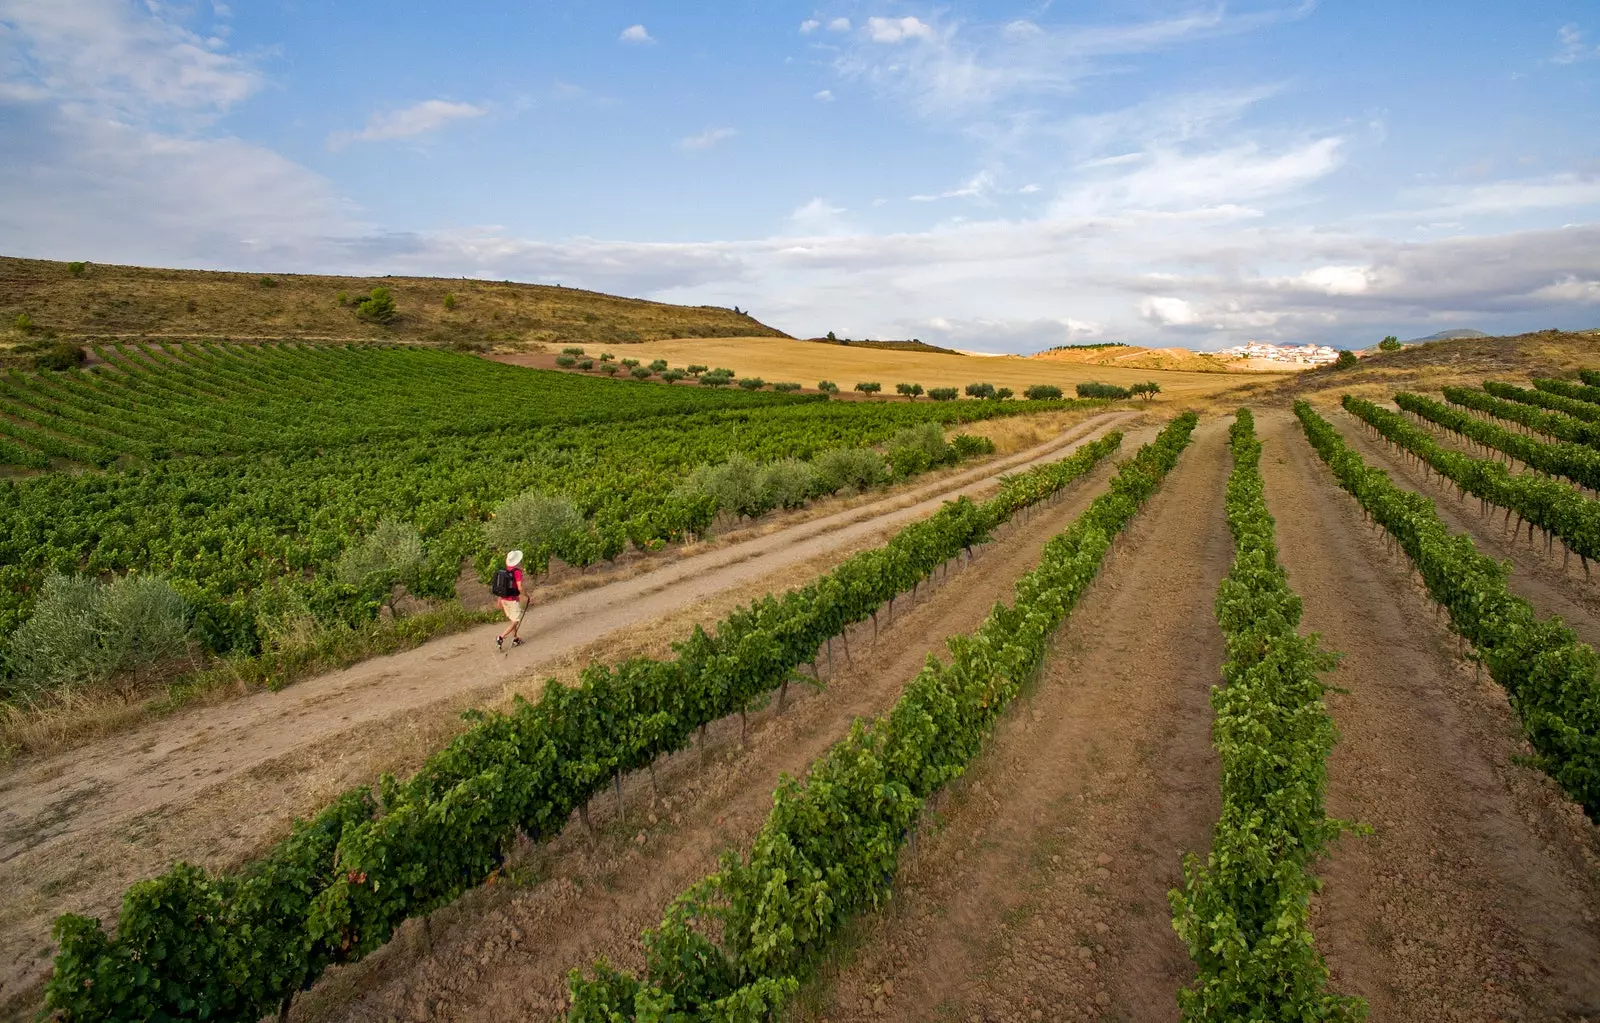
[1327,401,1600,649]
[1259,408,1600,1021]
[284,426,1160,1023]
[793,417,1233,1023]
[0,412,1136,1014]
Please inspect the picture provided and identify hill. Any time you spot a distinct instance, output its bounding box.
[802,336,965,355]
[502,335,1259,402]
[1403,328,1489,343]
[0,256,788,348]
[1216,327,1600,408]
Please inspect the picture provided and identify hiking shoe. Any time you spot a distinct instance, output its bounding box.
[511,637,523,648]
[496,636,504,651]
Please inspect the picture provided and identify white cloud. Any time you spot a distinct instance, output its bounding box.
[1140,296,1200,326]
[1530,276,1600,303]
[329,99,487,148]
[800,19,820,34]
[788,197,852,235]
[827,17,852,32]
[1390,173,1600,220]
[0,0,260,115]
[814,89,835,101]
[866,16,935,44]
[910,170,995,202]
[619,24,654,44]
[1293,265,1374,295]
[678,126,737,150]
[1554,24,1599,63]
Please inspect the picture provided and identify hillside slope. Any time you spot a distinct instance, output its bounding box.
[1030,343,1286,374]
[0,256,788,347]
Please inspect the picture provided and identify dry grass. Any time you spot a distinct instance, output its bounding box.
[0,256,786,349]
[530,336,1260,402]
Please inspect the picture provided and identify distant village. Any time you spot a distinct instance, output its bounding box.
[1216,341,1344,366]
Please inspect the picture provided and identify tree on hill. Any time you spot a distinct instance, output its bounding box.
[1129,381,1161,400]
[355,287,397,324]
[964,382,996,399]
[1379,335,1402,352]
[1024,384,1063,400]
[895,382,924,399]
[854,381,881,395]
[1334,350,1358,369]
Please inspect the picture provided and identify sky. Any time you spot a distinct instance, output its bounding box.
[0,1,1597,353]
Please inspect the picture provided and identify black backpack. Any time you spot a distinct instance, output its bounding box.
[490,567,519,599]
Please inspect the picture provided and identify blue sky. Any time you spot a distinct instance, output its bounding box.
[1,1,1597,351]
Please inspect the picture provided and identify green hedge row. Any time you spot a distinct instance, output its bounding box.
[1486,379,1600,425]
[1447,385,1600,451]
[45,431,1126,1022]
[1343,394,1600,562]
[1397,390,1600,492]
[1298,401,1600,819]
[1169,409,1365,1021]
[1535,376,1600,410]
[566,413,1199,1021]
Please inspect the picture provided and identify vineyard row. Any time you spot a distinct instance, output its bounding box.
[44,430,1127,1023]
[567,414,1200,1021]
[1443,385,1600,452]
[1298,402,1600,820]
[1396,390,1600,494]
[1169,409,1364,1021]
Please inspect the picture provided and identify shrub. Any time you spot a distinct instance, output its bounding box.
[1130,381,1161,400]
[355,287,397,324]
[995,387,1014,400]
[1024,384,1063,400]
[737,377,766,391]
[815,447,885,493]
[336,291,350,306]
[483,491,586,569]
[563,346,586,356]
[336,520,425,598]
[952,433,995,459]
[649,359,669,372]
[895,382,924,399]
[759,459,819,509]
[701,374,731,387]
[686,364,708,376]
[1379,335,1401,352]
[258,276,277,288]
[964,382,996,399]
[676,454,770,519]
[854,381,882,395]
[34,342,84,371]
[599,362,619,375]
[886,422,951,477]
[600,352,616,362]
[1334,350,1358,369]
[621,358,641,368]
[661,368,686,382]
[712,367,736,377]
[13,312,35,332]
[185,298,198,313]
[443,293,458,310]
[555,355,577,368]
[578,359,595,370]
[927,387,958,401]
[772,381,802,392]
[67,261,86,276]
[631,366,653,379]
[1075,381,1130,400]
[4,573,190,703]
[818,380,839,393]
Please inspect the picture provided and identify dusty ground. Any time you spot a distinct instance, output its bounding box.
[1259,408,1600,1021]
[284,423,1159,1023]
[801,416,1233,1023]
[0,413,1133,1016]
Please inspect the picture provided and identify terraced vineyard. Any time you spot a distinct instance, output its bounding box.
[5,344,1600,1023]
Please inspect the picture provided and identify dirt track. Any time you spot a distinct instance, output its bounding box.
[288,425,1158,1023]
[804,416,1233,1023]
[0,412,1135,1014]
[1261,408,1600,1021]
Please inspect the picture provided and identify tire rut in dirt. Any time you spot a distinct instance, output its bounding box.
[1328,402,1600,648]
[288,434,1151,1023]
[803,418,1234,1023]
[1258,408,1600,1021]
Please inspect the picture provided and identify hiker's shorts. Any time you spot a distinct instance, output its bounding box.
[499,598,525,623]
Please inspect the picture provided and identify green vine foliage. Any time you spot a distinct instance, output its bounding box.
[1486,379,1600,425]
[1396,390,1600,491]
[1447,385,1600,450]
[566,413,1199,1022]
[1342,395,1600,561]
[1298,401,1600,819]
[1534,376,1600,409]
[1169,409,1366,1022]
[45,432,1127,1023]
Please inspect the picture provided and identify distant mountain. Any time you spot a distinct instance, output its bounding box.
[1403,328,1490,343]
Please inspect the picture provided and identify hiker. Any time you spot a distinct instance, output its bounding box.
[492,549,527,650]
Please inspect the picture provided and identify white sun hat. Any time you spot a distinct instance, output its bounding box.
[506,550,524,568]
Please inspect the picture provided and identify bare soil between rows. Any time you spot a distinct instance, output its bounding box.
[0,413,1136,1017]
[1261,408,1600,1021]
